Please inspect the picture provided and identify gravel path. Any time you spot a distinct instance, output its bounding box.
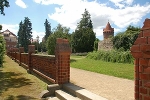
[70,67,134,100]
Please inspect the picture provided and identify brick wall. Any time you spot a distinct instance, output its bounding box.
[31,55,56,82]
[7,38,71,84]
[6,41,17,52]
[131,18,150,100]
[98,38,113,51]
[103,31,114,40]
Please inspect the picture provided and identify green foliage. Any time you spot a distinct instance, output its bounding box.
[47,34,56,55]
[31,41,39,52]
[70,56,134,80]
[77,9,93,29]
[0,35,5,67]
[44,19,51,41]
[0,25,2,30]
[71,9,96,52]
[17,21,23,47]
[47,24,71,55]
[86,50,134,64]
[112,25,140,51]
[0,0,10,15]
[17,17,32,52]
[94,38,99,51]
[40,41,47,52]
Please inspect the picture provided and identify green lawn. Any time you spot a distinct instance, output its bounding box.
[70,56,134,80]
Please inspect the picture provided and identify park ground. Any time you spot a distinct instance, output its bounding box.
[0,55,134,100]
[0,55,47,100]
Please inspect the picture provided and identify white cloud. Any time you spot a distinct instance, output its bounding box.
[33,0,72,5]
[1,24,44,42]
[111,4,150,28]
[34,0,150,37]
[109,0,133,8]
[126,0,134,5]
[32,30,45,42]
[15,0,27,8]
[1,24,19,35]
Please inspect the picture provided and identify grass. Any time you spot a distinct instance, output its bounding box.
[0,55,47,100]
[70,56,134,80]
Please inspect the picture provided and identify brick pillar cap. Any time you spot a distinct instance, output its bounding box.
[141,18,150,30]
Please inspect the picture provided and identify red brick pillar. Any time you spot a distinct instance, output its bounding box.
[28,45,35,73]
[55,38,71,84]
[131,18,150,100]
[19,47,24,66]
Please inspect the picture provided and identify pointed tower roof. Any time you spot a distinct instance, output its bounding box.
[103,22,114,32]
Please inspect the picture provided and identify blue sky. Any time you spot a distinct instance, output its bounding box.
[0,0,150,42]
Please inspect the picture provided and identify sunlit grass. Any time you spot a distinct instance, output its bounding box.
[70,56,134,80]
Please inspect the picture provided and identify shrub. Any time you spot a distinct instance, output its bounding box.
[0,35,5,67]
[86,50,134,64]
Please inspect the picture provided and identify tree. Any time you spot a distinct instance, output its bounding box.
[94,38,99,51]
[17,17,32,52]
[44,19,51,41]
[17,21,23,47]
[0,35,5,67]
[0,25,2,30]
[40,41,47,52]
[47,24,70,55]
[77,9,93,29]
[112,25,140,51]
[71,9,96,52]
[0,0,10,15]
[40,19,52,52]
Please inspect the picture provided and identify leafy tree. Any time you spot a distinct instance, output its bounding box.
[40,41,47,52]
[44,19,51,41]
[71,9,96,52]
[0,35,5,67]
[0,0,10,15]
[17,17,32,52]
[112,25,140,51]
[47,24,70,55]
[94,38,99,51]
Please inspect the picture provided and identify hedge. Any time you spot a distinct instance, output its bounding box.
[0,35,5,67]
[86,50,134,64]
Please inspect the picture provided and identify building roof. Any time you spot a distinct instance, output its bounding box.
[1,29,17,37]
[1,29,17,42]
[103,22,114,32]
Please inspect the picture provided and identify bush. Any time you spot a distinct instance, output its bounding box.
[71,52,88,56]
[86,50,134,64]
[0,35,5,67]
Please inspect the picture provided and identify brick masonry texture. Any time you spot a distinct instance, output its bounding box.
[7,38,71,84]
[131,18,150,100]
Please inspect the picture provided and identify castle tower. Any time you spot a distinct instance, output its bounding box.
[103,22,114,39]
